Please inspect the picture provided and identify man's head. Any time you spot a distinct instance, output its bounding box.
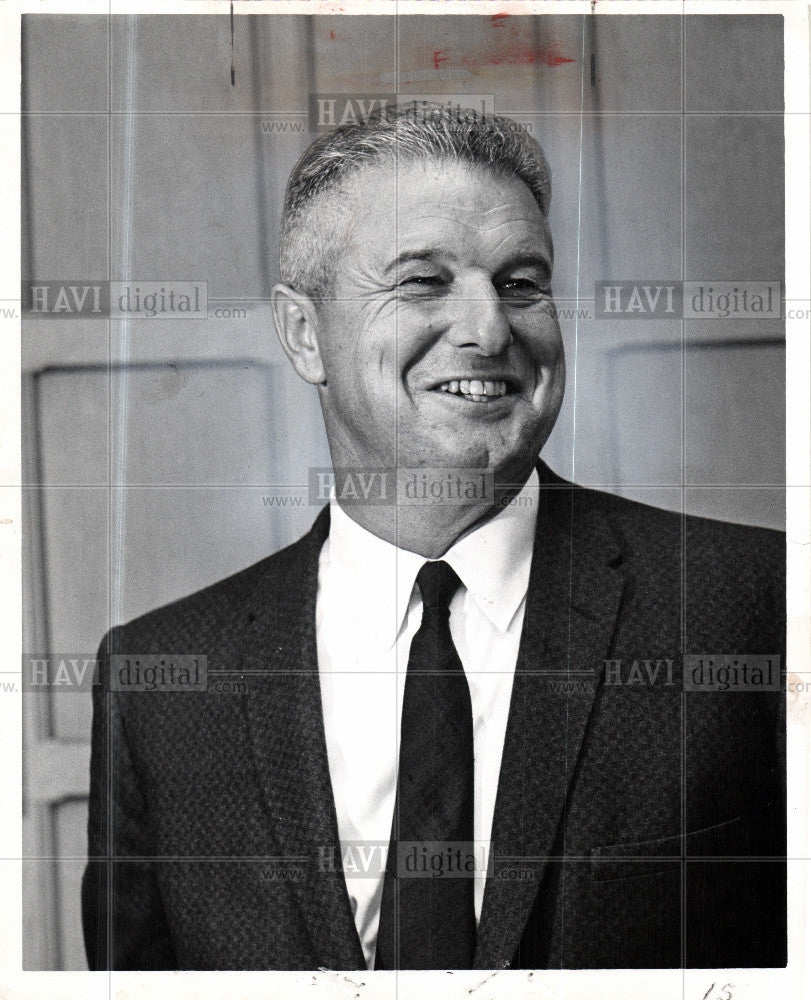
[272,104,565,496]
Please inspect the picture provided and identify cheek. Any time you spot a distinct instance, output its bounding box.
[332,298,401,359]
[517,313,563,366]
[360,304,424,390]
[318,307,369,381]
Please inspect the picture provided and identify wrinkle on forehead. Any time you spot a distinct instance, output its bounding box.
[404,209,541,238]
[368,207,550,255]
[407,200,535,222]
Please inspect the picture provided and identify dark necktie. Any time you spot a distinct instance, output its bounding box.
[375,560,476,970]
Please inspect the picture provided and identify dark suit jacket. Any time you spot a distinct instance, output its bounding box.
[82,462,786,970]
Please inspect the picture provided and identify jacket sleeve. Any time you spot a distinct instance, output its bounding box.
[81,628,177,970]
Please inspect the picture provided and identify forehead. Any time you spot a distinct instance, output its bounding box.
[337,158,552,265]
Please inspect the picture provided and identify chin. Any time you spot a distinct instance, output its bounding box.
[433,441,493,471]
[393,436,480,471]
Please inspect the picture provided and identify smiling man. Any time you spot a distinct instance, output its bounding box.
[273,140,564,557]
[83,105,786,972]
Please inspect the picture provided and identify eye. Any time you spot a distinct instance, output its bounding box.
[497,278,552,302]
[396,273,449,297]
[400,274,444,286]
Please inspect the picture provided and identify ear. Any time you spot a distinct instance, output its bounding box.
[271,283,326,385]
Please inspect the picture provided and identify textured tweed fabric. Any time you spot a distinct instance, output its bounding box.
[82,462,786,970]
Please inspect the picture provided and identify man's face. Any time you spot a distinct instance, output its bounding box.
[312,158,565,484]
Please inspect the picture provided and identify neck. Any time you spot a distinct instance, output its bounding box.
[333,473,533,559]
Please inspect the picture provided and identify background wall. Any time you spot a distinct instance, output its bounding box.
[20,13,785,969]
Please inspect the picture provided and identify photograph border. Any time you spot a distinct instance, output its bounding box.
[1,3,808,998]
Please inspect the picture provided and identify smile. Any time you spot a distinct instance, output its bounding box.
[434,379,510,403]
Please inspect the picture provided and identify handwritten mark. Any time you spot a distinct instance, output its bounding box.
[316,970,365,990]
[468,971,498,993]
[702,984,734,1000]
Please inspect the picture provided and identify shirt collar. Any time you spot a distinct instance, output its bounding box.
[326,467,538,648]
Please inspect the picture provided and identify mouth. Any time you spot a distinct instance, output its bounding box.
[429,377,519,404]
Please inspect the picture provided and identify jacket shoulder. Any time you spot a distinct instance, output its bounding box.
[103,507,329,652]
[579,484,784,551]
[566,482,785,596]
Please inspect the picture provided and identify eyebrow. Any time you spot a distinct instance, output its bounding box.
[381,249,552,278]
[494,253,552,277]
[381,249,458,276]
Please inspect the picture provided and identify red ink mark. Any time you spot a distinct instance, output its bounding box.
[435,47,575,70]
[330,30,335,39]
[546,49,576,67]
[491,13,509,26]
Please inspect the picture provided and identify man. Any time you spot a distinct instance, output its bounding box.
[83,105,786,971]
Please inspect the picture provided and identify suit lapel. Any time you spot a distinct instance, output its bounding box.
[475,465,626,969]
[239,506,366,970]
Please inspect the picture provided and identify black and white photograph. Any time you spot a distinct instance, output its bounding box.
[5,3,810,996]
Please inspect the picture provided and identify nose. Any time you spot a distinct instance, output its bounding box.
[445,278,512,356]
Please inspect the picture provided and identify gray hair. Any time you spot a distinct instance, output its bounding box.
[279,103,552,299]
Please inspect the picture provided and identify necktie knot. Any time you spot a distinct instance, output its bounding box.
[416,560,462,612]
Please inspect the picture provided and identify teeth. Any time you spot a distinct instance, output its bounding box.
[436,379,508,398]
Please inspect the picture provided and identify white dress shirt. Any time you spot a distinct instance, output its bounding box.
[316,469,538,969]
